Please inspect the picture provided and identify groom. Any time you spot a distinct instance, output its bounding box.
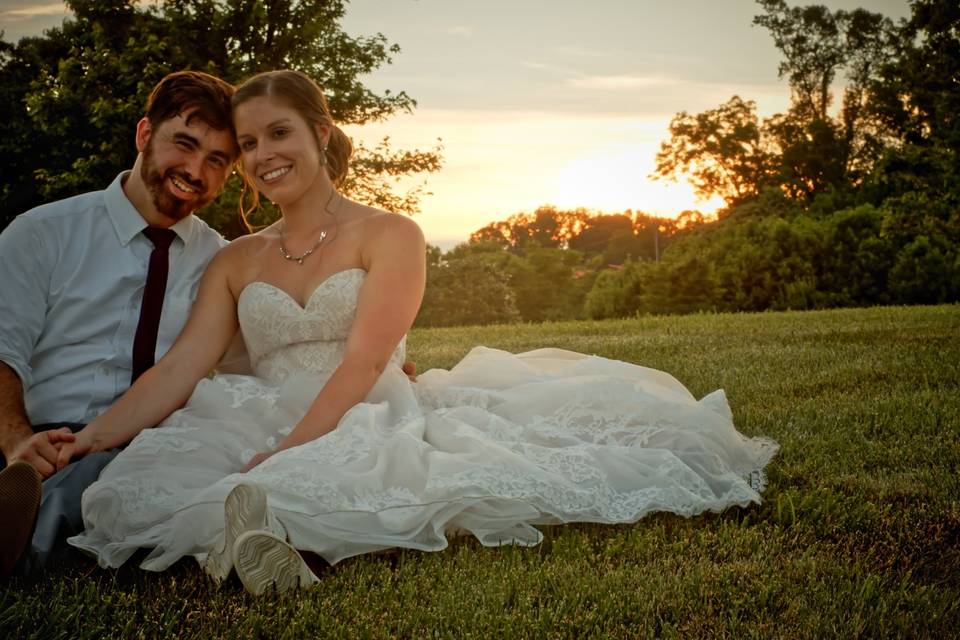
[0,70,239,577]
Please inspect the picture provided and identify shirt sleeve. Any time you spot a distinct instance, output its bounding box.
[0,215,52,388]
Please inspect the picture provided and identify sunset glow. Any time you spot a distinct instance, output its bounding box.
[550,146,725,218]
[347,110,726,248]
[3,0,911,249]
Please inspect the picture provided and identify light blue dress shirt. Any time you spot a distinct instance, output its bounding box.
[0,172,227,425]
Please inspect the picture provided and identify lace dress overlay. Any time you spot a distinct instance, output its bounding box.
[70,268,778,568]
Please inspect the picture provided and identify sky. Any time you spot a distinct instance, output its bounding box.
[1,0,913,249]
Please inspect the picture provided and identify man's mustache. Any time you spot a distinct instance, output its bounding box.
[167,170,204,193]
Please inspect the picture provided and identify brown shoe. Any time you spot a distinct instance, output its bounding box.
[0,461,42,578]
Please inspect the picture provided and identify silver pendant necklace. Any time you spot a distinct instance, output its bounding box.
[278,191,341,266]
[279,228,327,266]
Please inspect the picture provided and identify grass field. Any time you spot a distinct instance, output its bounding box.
[2,305,958,638]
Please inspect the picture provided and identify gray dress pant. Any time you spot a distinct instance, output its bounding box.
[1,423,120,569]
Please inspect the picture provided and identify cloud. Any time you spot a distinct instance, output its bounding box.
[438,25,472,37]
[550,45,613,59]
[567,75,679,91]
[0,2,68,21]
[522,60,579,75]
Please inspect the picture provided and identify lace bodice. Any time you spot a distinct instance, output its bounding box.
[237,268,405,384]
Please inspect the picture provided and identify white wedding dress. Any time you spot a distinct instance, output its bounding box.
[69,268,778,569]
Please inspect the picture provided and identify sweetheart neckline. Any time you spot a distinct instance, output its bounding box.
[238,268,366,310]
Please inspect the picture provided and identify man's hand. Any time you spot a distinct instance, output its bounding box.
[7,428,76,479]
[402,360,417,382]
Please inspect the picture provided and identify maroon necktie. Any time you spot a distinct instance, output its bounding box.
[131,227,177,383]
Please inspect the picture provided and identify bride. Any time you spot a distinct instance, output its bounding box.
[65,70,778,595]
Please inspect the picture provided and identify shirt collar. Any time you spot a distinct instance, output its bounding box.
[104,171,197,247]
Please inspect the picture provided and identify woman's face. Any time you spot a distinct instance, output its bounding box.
[234,96,329,207]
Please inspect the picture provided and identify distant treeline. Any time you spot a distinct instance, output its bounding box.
[415,0,959,327]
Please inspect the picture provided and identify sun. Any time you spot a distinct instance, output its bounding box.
[550,146,725,217]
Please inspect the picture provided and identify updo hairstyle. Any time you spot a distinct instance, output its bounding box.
[233,69,353,186]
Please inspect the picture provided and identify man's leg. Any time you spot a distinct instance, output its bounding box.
[1,422,119,574]
[30,449,120,568]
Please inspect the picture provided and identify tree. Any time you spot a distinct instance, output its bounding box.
[416,243,519,327]
[505,247,591,322]
[763,109,848,200]
[652,95,774,205]
[584,260,645,320]
[837,8,899,178]
[341,136,444,220]
[814,204,892,306]
[0,34,71,221]
[0,0,442,234]
[888,235,960,305]
[470,206,589,252]
[568,213,642,264]
[870,0,960,149]
[753,0,896,186]
[866,0,960,206]
[655,2,896,206]
[754,0,847,121]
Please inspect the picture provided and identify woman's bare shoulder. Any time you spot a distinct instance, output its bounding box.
[219,225,279,258]
[362,209,423,238]
[360,211,424,265]
[207,226,278,292]
[337,201,423,251]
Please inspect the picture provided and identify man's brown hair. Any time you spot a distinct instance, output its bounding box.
[145,70,235,137]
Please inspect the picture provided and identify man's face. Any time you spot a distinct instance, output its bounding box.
[138,110,237,222]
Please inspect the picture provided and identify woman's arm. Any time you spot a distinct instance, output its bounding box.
[250,214,425,465]
[60,247,242,465]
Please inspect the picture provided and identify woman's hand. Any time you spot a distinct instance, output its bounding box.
[241,450,275,473]
[54,427,96,472]
[402,360,417,381]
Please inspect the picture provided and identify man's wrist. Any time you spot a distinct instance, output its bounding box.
[0,423,32,459]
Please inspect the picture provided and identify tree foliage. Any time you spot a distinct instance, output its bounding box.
[653,96,774,205]
[655,1,896,206]
[0,0,443,235]
[866,0,960,211]
[418,207,687,326]
[470,206,590,250]
[416,243,519,327]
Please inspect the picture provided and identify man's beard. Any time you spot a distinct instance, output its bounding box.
[140,140,209,222]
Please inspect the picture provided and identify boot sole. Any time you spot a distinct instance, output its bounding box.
[233,530,318,595]
[202,483,273,583]
[0,462,42,578]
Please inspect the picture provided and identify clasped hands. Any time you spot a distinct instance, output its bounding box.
[14,361,420,479]
[12,428,271,479]
[10,426,267,479]
[7,427,81,480]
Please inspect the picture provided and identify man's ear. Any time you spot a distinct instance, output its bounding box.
[135,118,152,153]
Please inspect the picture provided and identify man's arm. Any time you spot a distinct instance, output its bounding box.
[0,362,33,455]
[0,215,75,477]
[0,362,74,478]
